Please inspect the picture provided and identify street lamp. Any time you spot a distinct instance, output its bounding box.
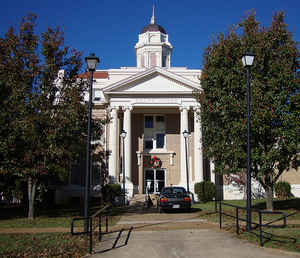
[120,129,127,206]
[242,52,255,232]
[84,53,99,232]
[183,130,190,193]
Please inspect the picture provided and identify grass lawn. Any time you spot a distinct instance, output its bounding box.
[0,202,122,257]
[0,216,78,229]
[193,198,300,253]
[0,232,88,257]
[0,203,120,229]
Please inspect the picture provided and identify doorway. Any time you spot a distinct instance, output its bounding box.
[144,169,165,194]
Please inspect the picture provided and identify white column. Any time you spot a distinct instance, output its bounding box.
[108,107,118,182]
[180,106,189,187]
[194,107,203,182]
[123,106,132,181]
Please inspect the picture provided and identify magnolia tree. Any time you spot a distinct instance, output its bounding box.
[0,14,103,219]
[195,11,299,210]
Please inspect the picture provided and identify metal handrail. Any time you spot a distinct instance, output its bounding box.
[91,204,111,218]
[218,201,296,247]
[70,205,112,254]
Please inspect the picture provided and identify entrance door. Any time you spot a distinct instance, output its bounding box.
[144,169,165,194]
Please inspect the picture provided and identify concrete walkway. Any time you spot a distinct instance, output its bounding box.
[87,204,300,258]
[90,228,299,258]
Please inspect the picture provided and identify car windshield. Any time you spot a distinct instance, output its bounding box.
[162,187,186,194]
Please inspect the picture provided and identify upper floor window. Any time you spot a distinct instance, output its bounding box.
[156,133,165,148]
[145,139,154,149]
[156,116,164,123]
[145,116,154,128]
[144,115,166,150]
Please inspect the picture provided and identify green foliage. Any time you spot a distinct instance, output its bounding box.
[101,184,122,204]
[0,14,105,218]
[194,11,300,210]
[274,181,292,200]
[194,181,216,203]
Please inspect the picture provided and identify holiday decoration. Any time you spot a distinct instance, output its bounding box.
[149,156,162,168]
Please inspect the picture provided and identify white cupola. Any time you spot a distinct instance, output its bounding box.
[135,6,173,69]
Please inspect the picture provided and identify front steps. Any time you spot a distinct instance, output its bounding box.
[129,194,146,206]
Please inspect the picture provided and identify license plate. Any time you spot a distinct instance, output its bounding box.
[172,204,180,208]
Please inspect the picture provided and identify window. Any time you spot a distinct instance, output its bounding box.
[150,53,156,67]
[145,116,153,128]
[144,115,166,150]
[145,140,153,149]
[156,116,164,122]
[156,133,165,148]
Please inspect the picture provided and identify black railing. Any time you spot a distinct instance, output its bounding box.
[70,204,112,254]
[217,201,296,247]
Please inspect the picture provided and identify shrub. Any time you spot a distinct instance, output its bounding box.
[274,181,292,200]
[194,181,216,202]
[101,184,122,204]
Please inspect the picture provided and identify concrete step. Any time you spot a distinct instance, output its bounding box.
[130,194,146,205]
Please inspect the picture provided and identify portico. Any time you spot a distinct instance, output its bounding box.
[104,72,203,197]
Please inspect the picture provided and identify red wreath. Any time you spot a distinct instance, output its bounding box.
[149,156,162,168]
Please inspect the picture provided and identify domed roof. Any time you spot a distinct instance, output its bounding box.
[141,23,166,34]
[141,6,166,34]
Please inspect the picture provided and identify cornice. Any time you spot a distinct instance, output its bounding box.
[103,66,201,93]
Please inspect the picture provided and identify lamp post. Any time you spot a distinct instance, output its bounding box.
[120,129,127,206]
[183,130,190,193]
[242,52,255,232]
[84,53,99,232]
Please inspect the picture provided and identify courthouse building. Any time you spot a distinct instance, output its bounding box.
[86,11,212,199]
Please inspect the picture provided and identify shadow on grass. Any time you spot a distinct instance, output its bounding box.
[252,198,300,211]
[0,205,27,219]
[249,229,297,247]
[0,200,103,220]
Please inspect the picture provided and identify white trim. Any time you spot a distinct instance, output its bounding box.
[106,91,193,95]
[108,96,199,109]
[103,66,201,93]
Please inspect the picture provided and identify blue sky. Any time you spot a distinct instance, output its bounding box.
[0,0,299,70]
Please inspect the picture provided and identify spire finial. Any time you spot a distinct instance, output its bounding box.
[150,4,155,24]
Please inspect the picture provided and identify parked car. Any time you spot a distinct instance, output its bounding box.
[157,186,191,213]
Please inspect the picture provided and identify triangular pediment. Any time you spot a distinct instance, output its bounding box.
[103,67,200,94]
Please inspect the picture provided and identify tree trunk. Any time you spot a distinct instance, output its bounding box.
[243,185,247,200]
[27,176,37,220]
[265,186,274,211]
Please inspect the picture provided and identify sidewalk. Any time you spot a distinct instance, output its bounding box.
[88,204,300,258]
[90,228,300,258]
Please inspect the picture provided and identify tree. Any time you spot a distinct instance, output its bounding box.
[0,14,103,218]
[195,11,299,210]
